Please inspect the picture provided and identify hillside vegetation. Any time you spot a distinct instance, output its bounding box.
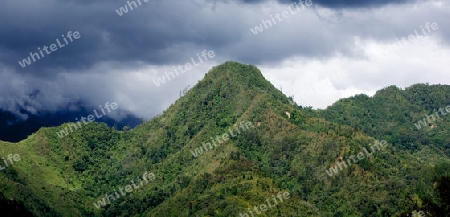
[0,62,449,216]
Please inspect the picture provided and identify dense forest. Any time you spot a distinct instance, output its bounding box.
[0,62,449,216]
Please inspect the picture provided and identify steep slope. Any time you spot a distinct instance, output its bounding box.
[0,62,449,217]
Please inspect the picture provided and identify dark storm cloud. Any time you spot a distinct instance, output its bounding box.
[0,0,424,76]
[0,0,233,75]
[0,0,448,78]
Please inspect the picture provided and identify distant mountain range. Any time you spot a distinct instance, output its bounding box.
[0,102,141,142]
[0,62,448,216]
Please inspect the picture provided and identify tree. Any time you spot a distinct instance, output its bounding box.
[413,176,450,217]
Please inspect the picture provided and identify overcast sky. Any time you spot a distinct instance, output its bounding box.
[1,0,449,120]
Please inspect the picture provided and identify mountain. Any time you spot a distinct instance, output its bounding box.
[0,101,141,142]
[0,61,449,216]
[319,84,450,157]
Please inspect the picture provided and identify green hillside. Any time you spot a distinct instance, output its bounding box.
[0,62,449,216]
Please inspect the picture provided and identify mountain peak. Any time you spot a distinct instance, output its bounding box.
[197,61,281,96]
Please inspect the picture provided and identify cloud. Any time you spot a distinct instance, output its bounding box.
[0,0,449,118]
[259,34,450,109]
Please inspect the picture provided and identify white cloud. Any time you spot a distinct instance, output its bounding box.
[259,32,449,109]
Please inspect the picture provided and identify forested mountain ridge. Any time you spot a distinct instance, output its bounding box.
[319,84,450,155]
[0,62,449,216]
